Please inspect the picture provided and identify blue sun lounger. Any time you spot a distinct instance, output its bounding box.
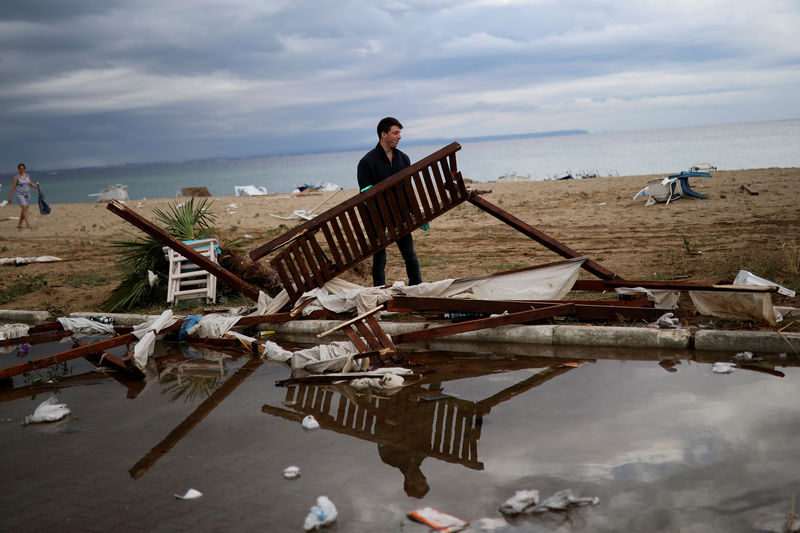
[669,171,712,199]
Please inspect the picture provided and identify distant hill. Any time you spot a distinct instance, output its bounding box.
[404,129,588,147]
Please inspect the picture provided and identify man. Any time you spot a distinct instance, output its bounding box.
[357,117,422,287]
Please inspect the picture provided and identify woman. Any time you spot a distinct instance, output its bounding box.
[7,163,40,229]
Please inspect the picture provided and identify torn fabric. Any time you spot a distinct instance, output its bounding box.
[615,287,680,309]
[290,259,586,317]
[57,317,115,336]
[0,323,30,341]
[132,310,178,339]
[690,291,779,325]
[291,341,369,373]
[185,313,242,338]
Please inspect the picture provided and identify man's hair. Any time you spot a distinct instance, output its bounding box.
[377,117,402,138]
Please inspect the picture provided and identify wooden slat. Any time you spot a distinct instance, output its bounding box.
[420,166,442,212]
[353,320,381,350]
[328,217,354,264]
[320,224,346,270]
[342,327,370,352]
[307,236,333,279]
[411,173,434,219]
[364,315,395,349]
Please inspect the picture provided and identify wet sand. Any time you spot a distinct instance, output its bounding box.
[2,338,799,532]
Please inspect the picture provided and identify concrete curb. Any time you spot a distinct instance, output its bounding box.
[264,320,798,354]
[2,309,798,354]
[695,329,800,354]
[0,309,51,324]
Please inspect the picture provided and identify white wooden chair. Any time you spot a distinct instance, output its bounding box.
[163,238,219,304]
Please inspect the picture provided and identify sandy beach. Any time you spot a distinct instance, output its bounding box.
[1,167,798,317]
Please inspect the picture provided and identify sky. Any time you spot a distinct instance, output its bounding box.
[0,0,798,171]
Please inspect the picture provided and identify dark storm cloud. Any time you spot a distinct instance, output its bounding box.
[0,0,798,169]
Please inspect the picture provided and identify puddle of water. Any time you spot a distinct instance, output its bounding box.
[1,339,798,532]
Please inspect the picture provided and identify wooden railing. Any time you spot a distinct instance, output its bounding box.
[249,142,467,301]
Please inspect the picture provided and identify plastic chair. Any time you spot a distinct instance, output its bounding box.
[163,238,219,304]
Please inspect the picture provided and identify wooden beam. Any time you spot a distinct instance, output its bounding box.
[0,321,181,381]
[387,296,665,321]
[466,192,620,280]
[391,304,575,345]
[0,330,72,347]
[73,338,143,378]
[572,279,777,292]
[129,357,264,479]
[106,200,261,301]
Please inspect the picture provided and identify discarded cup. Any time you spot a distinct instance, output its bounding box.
[283,465,301,480]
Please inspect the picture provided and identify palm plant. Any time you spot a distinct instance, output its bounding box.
[104,198,217,312]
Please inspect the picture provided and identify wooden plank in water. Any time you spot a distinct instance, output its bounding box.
[391,304,575,345]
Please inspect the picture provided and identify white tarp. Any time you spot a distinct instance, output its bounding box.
[734,269,795,297]
[291,340,369,373]
[234,185,268,196]
[689,270,796,325]
[57,317,116,336]
[186,313,242,338]
[251,290,291,316]
[0,256,62,265]
[614,287,681,310]
[288,259,586,317]
[690,291,779,325]
[131,310,179,371]
[0,323,30,341]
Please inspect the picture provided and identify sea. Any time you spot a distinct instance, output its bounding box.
[14,118,800,204]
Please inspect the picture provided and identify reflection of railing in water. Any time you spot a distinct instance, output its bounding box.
[283,383,484,469]
[263,365,576,474]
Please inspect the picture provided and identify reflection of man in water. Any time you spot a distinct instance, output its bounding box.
[378,444,430,498]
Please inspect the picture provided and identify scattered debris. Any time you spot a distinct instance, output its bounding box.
[282,465,301,480]
[302,415,320,430]
[174,489,203,500]
[24,395,70,425]
[303,496,337,531]
[740,183,758,195]
[408,507,468,532]
[499,489,599,515]
[712,362,736,374]
[647,312,681,329]
[499,489,540,515]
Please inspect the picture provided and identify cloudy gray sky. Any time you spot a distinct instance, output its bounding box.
[1,0,798,170]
